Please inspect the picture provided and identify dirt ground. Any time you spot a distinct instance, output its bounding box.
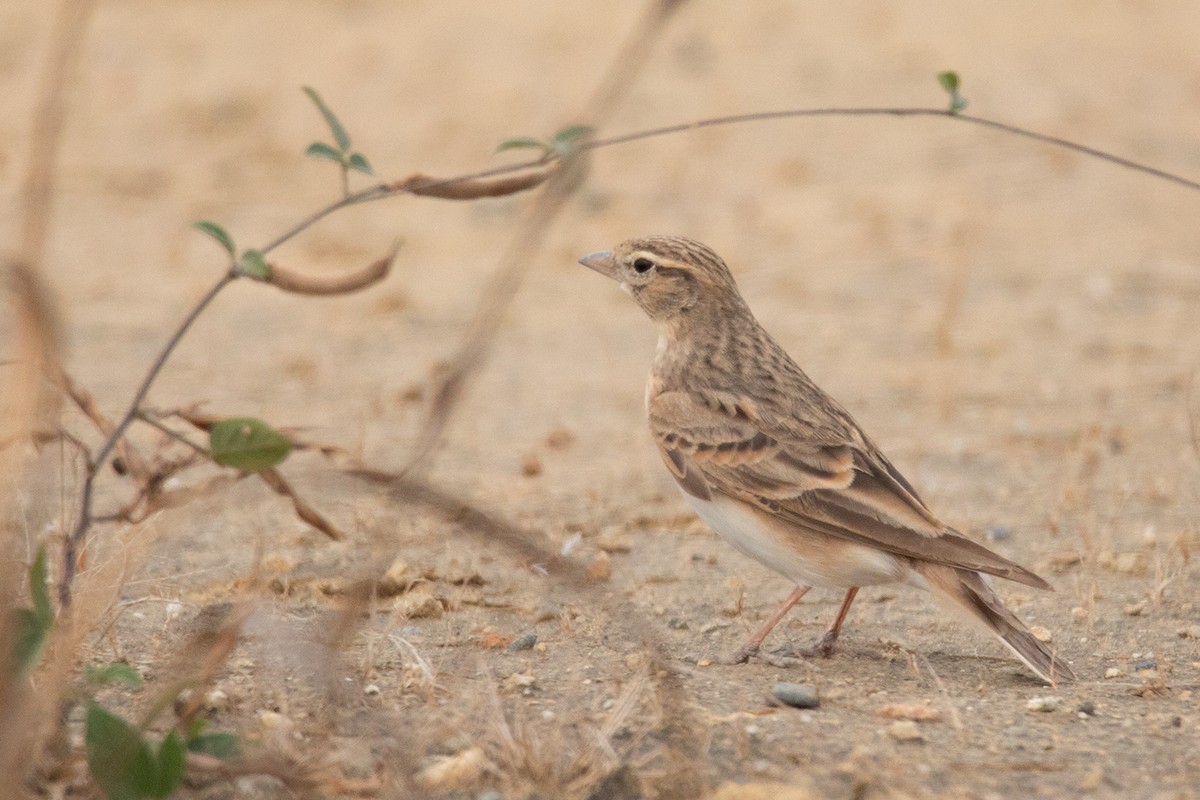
[3,1,1200,798]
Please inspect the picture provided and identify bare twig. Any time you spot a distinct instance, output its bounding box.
[61,272,236,606]
[256,468,344,541]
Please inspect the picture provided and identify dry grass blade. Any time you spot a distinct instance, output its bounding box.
[397,0,690,479]
[2,0,93,786]
[257,467,345,540]
[267,241,400,296]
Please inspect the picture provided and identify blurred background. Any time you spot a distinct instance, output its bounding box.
[2,2,1198,795]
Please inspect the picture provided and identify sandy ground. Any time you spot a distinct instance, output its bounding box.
[3,1,1200,798]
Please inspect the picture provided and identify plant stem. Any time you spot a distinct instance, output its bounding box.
[59,271,236,607]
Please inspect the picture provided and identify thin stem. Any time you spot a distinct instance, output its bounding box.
[134,411,210,456]
[60,271,236,606]
[582,107,1200,193]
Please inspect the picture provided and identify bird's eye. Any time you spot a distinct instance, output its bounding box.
[633,257,654,273]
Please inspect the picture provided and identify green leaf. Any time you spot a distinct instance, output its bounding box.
[495,136,550,155]
[9,547,53,671]
[552,124,595,145]
[86,704,152,800]
[301,86,350,152]
[9,608,46,671]
[937,71,968,114]
[187,732,242,759]
[192,221,236,257]
[304,141,343,163]
[236,249,271,281]
[347,152,374,175]
[85,662,144,687]
[145,732,185,798]
[209,417,292,472]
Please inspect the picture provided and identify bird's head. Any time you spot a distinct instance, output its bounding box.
[578,235,744,325]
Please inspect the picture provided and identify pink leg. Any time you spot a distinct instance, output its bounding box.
[730,585,811,664]
[814,586,859,656]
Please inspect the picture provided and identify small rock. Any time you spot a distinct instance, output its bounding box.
[886,720,924,742]
[533,601,561,623]
[394,590,443,619]
[596,526,632,553]
[586,551,613,581]
[1030,625,1053,643]
[204,688,229,711]
[1026,696,1060,712]
[1076,701,1095,716]
[544,428,575,449]
[1123,602,1146,617]
[508,631,538,652]
[1050,550,1082,567]
[772,682,819,709]
[1133,658,1157,671]
[415,747,497,791]
[876,702,943,722]
[504,671,537,689]
[363,684,381,696]
[1113,552,1142,574]
[379,557,416,596]
[1071,606,1088,620]
[1104,667,1123,679]
[520,452,543,477]
[667,618,689,630]
[986,525,1011,542]
[1079,765,1104,791]
[1178,624,1200,639]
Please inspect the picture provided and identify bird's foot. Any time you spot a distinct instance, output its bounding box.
[723,642,760,665]
[811,629,840,658]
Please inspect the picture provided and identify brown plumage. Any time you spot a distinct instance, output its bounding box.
[580,235,1074,684]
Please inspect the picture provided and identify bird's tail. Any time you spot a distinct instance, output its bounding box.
[917,563,1076,685]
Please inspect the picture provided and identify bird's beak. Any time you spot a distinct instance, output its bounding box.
[578,250,618,280]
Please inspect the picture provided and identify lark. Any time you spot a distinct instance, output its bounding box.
[580,235,1074,684]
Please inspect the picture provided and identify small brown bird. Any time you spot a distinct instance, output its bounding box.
[580,235,1074,684]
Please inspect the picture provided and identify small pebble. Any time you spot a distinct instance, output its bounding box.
[1133,658,1157,671]
[1104,667,1123,679]
[667,618,689,630]
[1071,606,1088,621]
[1077,701,1096,716]
[508,631,538,652]
[533,602,561,623]
[886,720,924,742]
[772,682,819,709]
[986,525,1011,542]
[1123,602,1146,617]
[1026,696,1060,712]
[1029,625,1053,643]
[204,688,229,711]
[363,684,381,696]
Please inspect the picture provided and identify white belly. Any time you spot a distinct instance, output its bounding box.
[681,490,909,589]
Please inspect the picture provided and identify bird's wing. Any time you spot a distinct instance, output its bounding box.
[648,389,1050,590]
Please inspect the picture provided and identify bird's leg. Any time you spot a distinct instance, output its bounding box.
[812,586,859,657]
[728,585,811,664]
